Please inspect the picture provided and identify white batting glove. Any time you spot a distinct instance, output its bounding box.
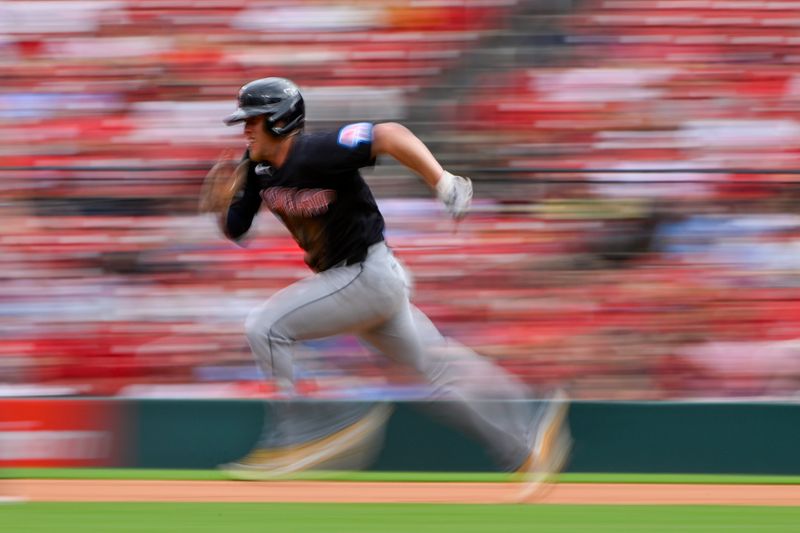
[436,170,472,219]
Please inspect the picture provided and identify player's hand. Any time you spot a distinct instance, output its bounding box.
[436,170,472,219]
[199,150,248,213]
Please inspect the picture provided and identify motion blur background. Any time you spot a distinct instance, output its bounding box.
[2,0,799,402]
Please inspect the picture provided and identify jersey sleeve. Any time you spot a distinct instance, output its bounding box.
[306,122,377,172]
[224,159,262,241]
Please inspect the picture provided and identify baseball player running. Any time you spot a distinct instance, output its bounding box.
[200,77,570,496]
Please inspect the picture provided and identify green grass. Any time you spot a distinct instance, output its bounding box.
[3,468,800,485]
[3,470,797,531]
[1,503,799,533]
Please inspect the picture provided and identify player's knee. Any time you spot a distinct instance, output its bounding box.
[244,306,289,346]
[244,306,270,343]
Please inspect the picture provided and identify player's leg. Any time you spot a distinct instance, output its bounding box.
[411,306,538,438]
[225,246,402,477]
[407,303,572,499]
[243,244,408,391]
[409,305,532,400]
[359,296,533,472]
[358,248,570,488]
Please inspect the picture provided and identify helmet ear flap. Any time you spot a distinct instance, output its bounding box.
[263,95,305,136]
[268,115,304,136]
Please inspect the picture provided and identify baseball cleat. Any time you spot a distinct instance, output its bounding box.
[220,403,393,480]
[514,389,572,502]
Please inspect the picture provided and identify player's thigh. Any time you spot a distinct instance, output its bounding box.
[408,304,449,347]
[247,263,402,341]
[358,299,426,372]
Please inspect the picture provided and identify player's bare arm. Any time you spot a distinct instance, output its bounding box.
[371,122,472,218]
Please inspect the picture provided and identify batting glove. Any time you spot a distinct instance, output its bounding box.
[436,170,472,219]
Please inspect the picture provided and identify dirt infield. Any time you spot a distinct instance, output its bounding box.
[6,480,800,506]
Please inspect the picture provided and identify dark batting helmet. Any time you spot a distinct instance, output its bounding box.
[224,77,305,136]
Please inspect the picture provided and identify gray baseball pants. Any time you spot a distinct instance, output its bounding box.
[244,241,534,470]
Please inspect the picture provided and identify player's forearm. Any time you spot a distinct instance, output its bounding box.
[372,121,472,219]
[372,122,444,191]
[219,206,252,241]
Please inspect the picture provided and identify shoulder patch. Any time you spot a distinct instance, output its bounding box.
[337,122,373,148]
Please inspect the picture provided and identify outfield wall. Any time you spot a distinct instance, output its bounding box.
[2,399,798,474]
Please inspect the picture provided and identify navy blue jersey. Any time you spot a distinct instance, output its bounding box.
[225,122,385,272]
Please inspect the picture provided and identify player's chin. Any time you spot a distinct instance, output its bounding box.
[250,153,268,163]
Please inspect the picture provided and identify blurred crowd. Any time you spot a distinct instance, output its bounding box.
[1,0,800,400]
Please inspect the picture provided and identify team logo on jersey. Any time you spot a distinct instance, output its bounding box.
[337,122,373,148]
[261,187,336,217]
